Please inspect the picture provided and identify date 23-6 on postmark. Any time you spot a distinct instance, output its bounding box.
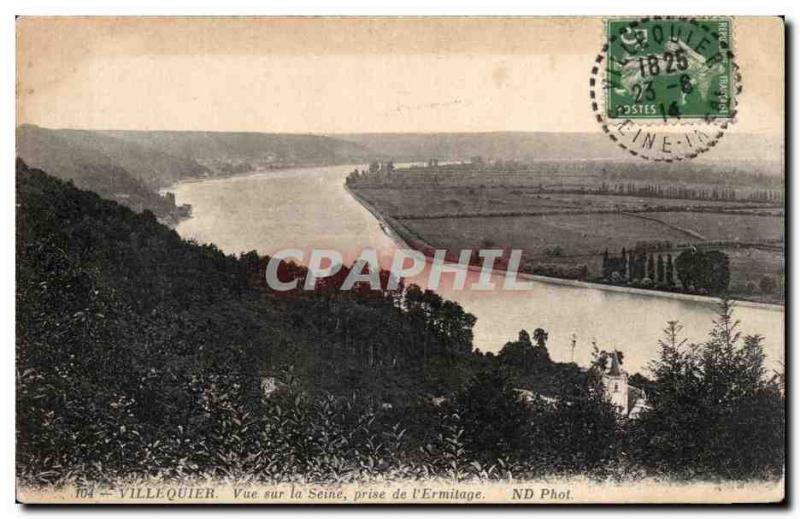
[591,17,741,161]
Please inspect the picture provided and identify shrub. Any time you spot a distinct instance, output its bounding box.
[542,246,563,257]
[759,276,777,294]
[675,249,730,294]
[531,263,589,280]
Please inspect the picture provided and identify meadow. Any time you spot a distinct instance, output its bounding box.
[348,161,785,303]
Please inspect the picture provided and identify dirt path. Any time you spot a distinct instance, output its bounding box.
[620,212,707,241]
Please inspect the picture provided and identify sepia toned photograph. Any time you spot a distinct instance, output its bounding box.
[14,15,785,504]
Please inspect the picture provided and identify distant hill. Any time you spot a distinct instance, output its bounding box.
[17,125,210,189]
[16,125,378,216]
[16,125,192,217]
[334,131,783,174]
[335,132,620,162]
[100,129,376,167]
[18,126,378,190]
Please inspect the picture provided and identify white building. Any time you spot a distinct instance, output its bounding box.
[601,351,649,419]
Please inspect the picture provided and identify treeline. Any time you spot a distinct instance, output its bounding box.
[386,158,783,190]
[350,158,784,204]
[528,263,590,281]
[597,182,784,204]
[602,247,676,288]
[345,161,396,185]
[601,246,730,295]
[16,162,783,485]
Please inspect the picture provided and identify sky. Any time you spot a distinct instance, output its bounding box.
[16,16,784,135]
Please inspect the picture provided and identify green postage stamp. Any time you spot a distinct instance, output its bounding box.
[606,17,734,120]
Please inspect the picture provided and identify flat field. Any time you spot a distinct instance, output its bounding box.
[349,163,785,303]
[355,186,775,219]
[645,212,784,242]
[399,213,696,257]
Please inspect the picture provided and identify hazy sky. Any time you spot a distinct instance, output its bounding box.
[17,16,784,134]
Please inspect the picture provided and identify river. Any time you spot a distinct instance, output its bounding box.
[170,164,785,375]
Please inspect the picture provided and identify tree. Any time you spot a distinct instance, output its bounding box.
[455,369,529,463]
[675,249,730,294]
[630,303,785,478]
[499,328,551,371]
[533,328,549,349]
[704,250,731,294]
[403,284,476,357]
[639,251,648,279]
[656,254,665,284]
[665,254,674,286]
[590,347,625,372]
[626,252,633,281]
[531,389,618,474]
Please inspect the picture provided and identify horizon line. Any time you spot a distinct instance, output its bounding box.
[17,124,784,138]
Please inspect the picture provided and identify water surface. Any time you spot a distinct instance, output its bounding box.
[172,165,785,374]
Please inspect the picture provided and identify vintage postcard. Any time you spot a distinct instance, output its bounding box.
[15,16,785,504]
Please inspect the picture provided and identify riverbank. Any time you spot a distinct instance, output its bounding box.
[157,163,325,190]
[344,184,412,249]
[345,185,784,313]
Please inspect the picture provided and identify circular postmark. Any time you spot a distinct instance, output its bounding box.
[590,17,742,161]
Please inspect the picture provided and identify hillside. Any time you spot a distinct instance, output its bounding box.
[334,131,783,174]
[100,129,376,168]
[336,132,619,162]
[16,158,486,400]
[16,125,378,218]
[17,124,210,188]
[16,125,205,218]
[17,159,499,481]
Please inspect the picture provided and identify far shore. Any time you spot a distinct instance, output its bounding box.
[345,185,785,313]
[158,162,365,192]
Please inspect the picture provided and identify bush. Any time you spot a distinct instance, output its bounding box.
[542,246,563,257]
[675,249,730,295]
[531,263,589,280]
[759,275,777,294]
[455,370,529,464]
